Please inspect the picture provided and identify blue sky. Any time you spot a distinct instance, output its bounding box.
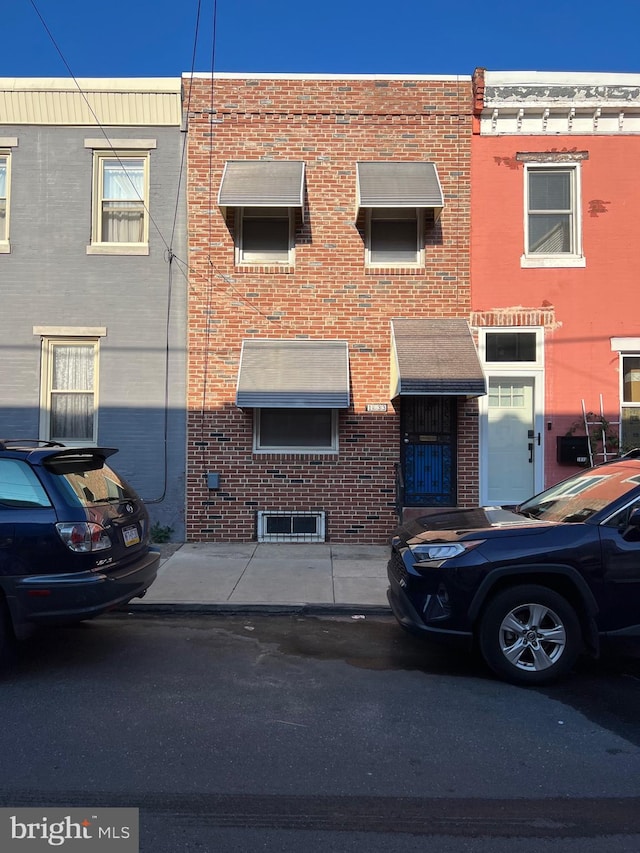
[3,0,638,79]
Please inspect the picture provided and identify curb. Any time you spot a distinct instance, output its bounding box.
[120,602,393,617]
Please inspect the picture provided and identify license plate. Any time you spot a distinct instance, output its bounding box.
[123,525,140,547]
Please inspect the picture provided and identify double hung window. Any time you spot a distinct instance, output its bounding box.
[621,354,640,452]
[366,208,423,267]
[237,207,293,265]
[39,337,100,444]
[0,150,11,251]
[523,164,583,267]
[85,139,155,254]
[99,157,146,243]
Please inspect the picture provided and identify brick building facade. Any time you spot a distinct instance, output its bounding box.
[184,74,483,543]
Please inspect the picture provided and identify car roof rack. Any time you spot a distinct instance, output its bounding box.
[0,439,66,451]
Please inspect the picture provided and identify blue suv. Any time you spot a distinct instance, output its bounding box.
[0,440,159,657]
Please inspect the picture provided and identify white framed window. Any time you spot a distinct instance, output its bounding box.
[0,151,11,252]
[522,164,584,268]
[257,510,326,543]
[620,354,640,452]
[366,208,423,267]
[89,152,149,254]
[39,338,100,445]
[254,408,338,453]
[479,327,544,367]
[236,207,294,266]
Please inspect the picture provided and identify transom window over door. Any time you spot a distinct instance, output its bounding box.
[485,332,537,363]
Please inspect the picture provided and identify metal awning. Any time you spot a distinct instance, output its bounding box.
[218,160,305,211]
[356,161,444,219]
[390,319,486,398]
[236,340,350,408]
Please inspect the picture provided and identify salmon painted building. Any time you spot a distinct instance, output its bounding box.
[471,69,640,506]
[184,73,484,543]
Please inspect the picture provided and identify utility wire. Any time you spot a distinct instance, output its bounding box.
[200,0,220,435]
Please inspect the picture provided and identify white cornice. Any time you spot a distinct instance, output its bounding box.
[484,70,640,87]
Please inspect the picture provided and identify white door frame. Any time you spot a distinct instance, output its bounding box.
[477,328,545,506]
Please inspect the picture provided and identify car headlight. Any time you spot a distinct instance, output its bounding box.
[408,540,484,563]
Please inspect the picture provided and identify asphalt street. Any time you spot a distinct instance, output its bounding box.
[1,613,639,852]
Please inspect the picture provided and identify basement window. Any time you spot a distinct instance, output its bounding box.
[257,510,326,543]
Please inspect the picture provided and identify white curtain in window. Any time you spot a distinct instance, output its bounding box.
[0,159,6,240]
[101,159,144,243]
[50,345,95,440]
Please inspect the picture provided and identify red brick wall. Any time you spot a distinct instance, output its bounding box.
[185,75,478,542]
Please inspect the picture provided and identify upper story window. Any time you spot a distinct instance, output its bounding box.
[367,207,423,267]
[0,155,8,244]
[218,161,305,269]
[356,161,443,270]
[0,140,17,253]
[93,154,148,249]
[237,207,294,265]
[522,163,585,268]
[85,138,156,255]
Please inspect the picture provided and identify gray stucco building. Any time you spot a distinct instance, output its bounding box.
[0,78,186,538]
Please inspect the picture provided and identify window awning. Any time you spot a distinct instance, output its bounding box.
[356,162,444,220]
[218,160,305,212]
[390,319,486,398]
[236,340,350,408]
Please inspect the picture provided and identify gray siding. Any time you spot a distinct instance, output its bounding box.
[0,124,187,538]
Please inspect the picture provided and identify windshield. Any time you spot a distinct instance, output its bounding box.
[518,464,640,523]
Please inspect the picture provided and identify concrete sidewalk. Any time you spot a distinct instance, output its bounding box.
[130,542,392,613]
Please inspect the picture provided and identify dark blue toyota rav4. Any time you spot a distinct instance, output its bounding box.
[388,455,640,685]
[0,440,159,657]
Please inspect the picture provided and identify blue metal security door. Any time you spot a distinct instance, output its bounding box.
[401,398,456,506]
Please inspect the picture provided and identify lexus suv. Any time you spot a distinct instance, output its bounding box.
[0,440,159,657]
[388,455,640,685]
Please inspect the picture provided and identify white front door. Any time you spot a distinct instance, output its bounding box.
[486,376,536,505]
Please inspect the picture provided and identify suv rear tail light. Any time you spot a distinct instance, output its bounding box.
[56,522,112,553]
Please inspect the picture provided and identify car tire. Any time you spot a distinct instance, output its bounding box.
[478,584,582,685]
